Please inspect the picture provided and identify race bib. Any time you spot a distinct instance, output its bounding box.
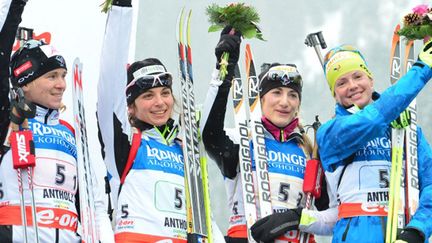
[154,180,185,214]
[32,157,77,193]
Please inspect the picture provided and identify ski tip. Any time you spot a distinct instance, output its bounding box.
[245,43,253,61]
[393,24,400,39]
[186,10,192,47]
[392,25,401,43]
[176,7,186,42]
[73,57,81,65]
[245,44,252,74]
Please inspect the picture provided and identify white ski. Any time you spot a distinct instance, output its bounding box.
[245,44,272,218]
[71,58,98,242]
[176,8,208,242]
[403,40,419,222]
[231,64,258,242]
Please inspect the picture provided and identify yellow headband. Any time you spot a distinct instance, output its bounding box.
[325,51,372,95]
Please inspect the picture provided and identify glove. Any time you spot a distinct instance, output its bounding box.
[215,26,242,70]
[112,0,132,7]
[395,227,425,243]
[250,207,302,243]
[419,39,432,68]
[225,236,248,243]
[391,109,411,129]
[9,89,36,125]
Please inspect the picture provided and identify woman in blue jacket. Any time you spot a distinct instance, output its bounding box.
[317,42,432,242]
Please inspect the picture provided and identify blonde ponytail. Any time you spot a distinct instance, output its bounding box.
[297,122,313,160]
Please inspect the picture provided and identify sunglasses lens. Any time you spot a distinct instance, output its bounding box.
[266,68,302,86]
[134,72,173,89]
[159,73,173,84]
[268,70,283,80]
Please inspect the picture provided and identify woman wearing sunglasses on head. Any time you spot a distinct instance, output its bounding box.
[96,1,228,242]
[201,27,332,243]
[0,1,114,242]
[316,42,432,243]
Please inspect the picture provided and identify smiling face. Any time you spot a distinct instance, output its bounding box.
[334,70,374,109]
[22,68,67,109]
[128,86,174,126]
[261,86,300,127]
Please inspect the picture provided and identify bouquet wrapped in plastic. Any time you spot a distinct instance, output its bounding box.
[398,4,432,40]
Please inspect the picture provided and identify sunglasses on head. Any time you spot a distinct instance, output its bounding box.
[263,64,303,87]
[323,44,366,68]
[125,72,173,92]
[11,40,45,67]
[14,39,45,56]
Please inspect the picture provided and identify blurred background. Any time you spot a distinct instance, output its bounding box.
[13,0,430,242]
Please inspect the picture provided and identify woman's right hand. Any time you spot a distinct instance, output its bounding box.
[419,39,432,68]
[250,207,303,243]
[214,26,242,70]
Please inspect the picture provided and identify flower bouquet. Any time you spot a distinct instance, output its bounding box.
[398,4,432,40]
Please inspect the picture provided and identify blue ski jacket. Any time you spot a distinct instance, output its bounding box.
[317,61,432,242]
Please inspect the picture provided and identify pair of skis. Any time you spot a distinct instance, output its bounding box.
[231,44,272,242]
[71,58,98,242]
[176,8,212,243]
[386,24,419,243]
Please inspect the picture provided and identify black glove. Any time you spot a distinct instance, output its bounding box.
[391,109,411,129]
[9,89,36,125]
[214,26,242,70]
[112,0,132,7]
[396,227,425,243]
[419,40,432,68]
[250,208,302,243]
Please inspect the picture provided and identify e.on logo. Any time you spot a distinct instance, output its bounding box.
[361,203,388,213]
[118,219,134,226]
[37,209,78,231]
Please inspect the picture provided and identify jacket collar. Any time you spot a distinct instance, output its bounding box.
[335,91,380,116]
[261,116,303,143]
[134,118,179,145]
[33,105,59,125]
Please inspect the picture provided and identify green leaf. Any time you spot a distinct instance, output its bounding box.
[242,28,257,39]
[398,24,432,40]
[256,32,265,41]
[208,25,223,33]
[100,0,113,13]
[206,3,264,41]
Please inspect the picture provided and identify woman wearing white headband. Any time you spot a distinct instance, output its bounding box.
[95,1,227,242]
